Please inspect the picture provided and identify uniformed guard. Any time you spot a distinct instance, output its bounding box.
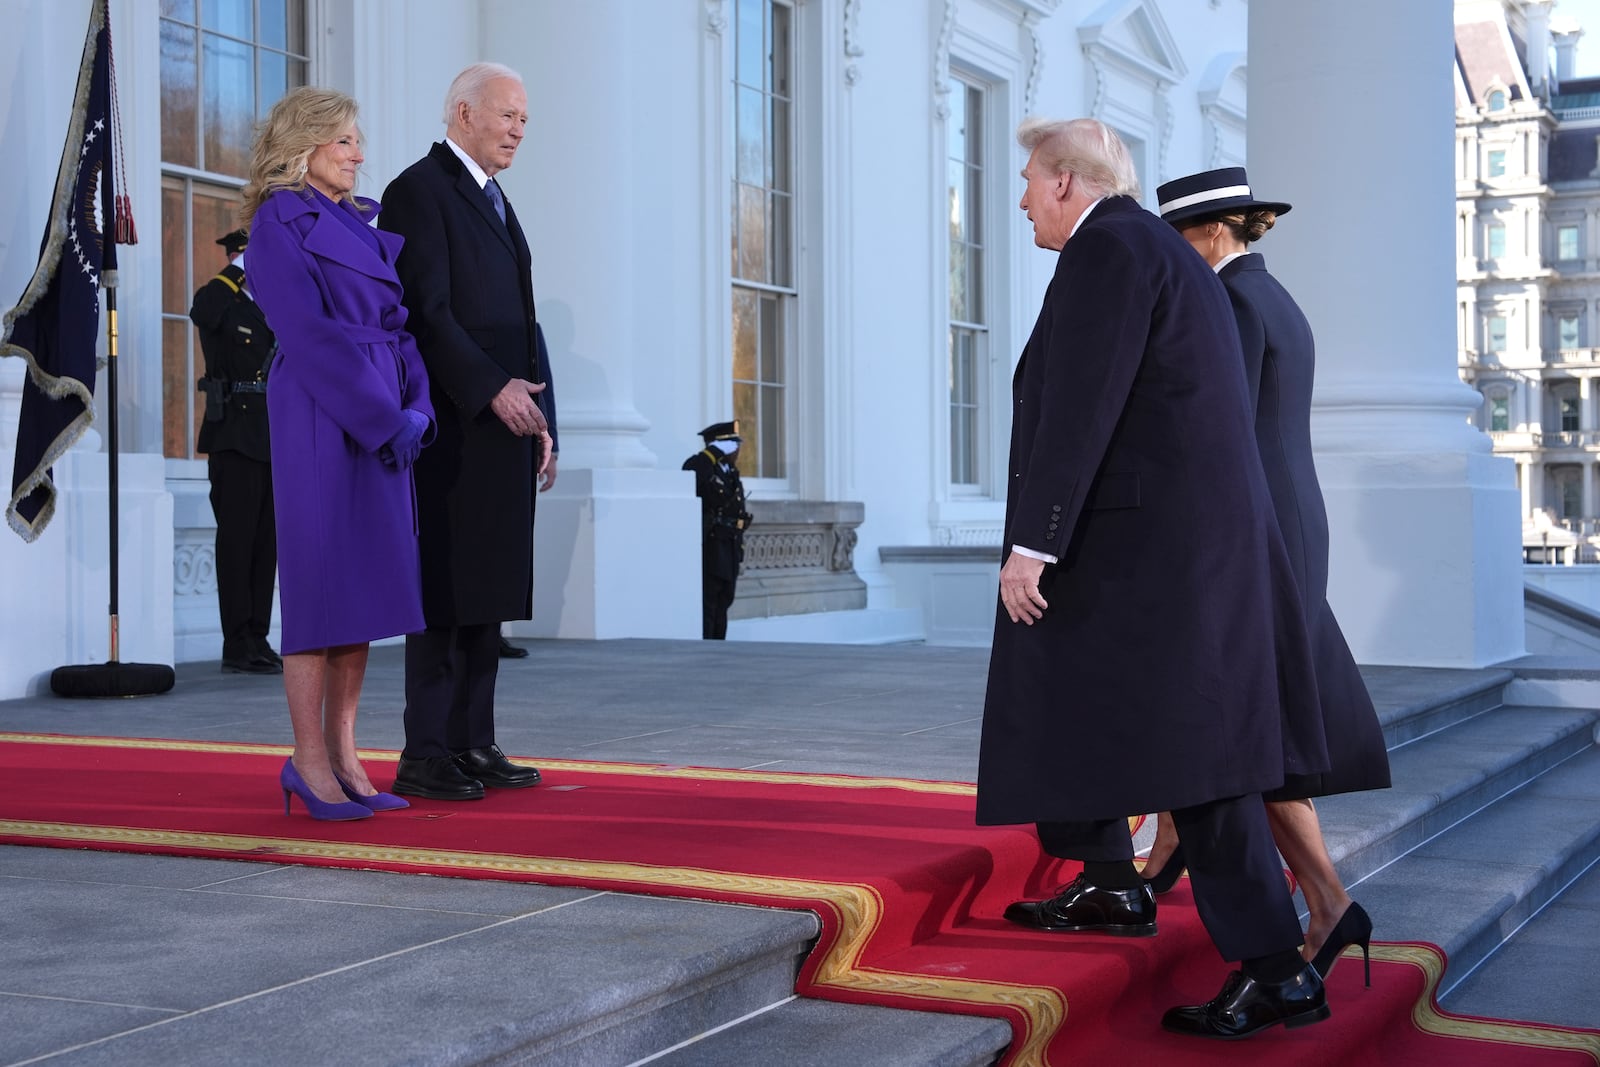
[191,228,281,674]
[683,421,753,640]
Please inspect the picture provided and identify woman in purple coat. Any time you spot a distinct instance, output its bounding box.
[240,87,434,821]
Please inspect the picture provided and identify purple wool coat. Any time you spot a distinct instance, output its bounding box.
[247,188,435,654]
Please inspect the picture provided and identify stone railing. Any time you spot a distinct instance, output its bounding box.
[732,500,865,619]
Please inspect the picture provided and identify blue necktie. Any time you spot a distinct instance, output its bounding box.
[484,179,507,225]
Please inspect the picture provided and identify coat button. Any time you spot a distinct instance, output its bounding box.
[1052,504,1062,512]
[1045,532,1055,540]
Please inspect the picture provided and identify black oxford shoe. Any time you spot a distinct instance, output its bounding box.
[453,745,541,788]
[1161,965,1330,1040]
[221,655,280,675]
[1003,873,1157,936]
[498,637,530,659]
[393,755,486,801]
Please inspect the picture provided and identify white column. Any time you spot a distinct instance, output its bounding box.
[1251,0,1524,666]
[481,0,700,639]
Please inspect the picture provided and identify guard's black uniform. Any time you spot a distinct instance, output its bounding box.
[190,251,279,673]
[683,422,751,640]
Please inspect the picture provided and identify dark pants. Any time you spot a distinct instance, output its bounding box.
[702,573,736,640]
[1036,793,1302,961]
[208,450,276,659]
[402,623,501,759]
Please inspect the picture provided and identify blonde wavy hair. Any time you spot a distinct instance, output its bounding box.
[240,87,363,228]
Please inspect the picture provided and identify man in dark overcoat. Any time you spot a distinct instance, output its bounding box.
[379,62,551,801]
[977,117,1334,1039]
[683,421,752,639]
[190,228,280,675]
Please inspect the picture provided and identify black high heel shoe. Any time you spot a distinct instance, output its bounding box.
[1310,901,1373,987]
[1140,843,1185,895]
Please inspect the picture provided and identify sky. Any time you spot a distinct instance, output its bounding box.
[1558,0,1600,75]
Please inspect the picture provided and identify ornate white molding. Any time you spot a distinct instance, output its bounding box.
[844,0,864,84]
[1078,0,1186,183]
[706,0,727,36]
[933,0,955,120]
[1024,12,1044,116]
[173,538,217,597]
[1198,52,1247,168]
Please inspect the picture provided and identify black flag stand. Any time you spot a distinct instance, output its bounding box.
[51,272,175,698]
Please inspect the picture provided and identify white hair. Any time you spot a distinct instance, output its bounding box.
[1017,117,1140,199]
[442,62,524,126]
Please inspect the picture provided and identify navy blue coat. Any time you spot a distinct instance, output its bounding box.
[379,143,542,627]
[1220,253,1390,799]
[976,197,1329,824]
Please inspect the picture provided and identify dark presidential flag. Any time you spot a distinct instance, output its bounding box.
[1,0,115,542]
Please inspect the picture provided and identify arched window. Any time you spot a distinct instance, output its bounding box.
[1488,88,1507,111]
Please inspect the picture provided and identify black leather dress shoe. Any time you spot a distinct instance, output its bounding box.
[393,756,486,801]
[1161,965,1330,1039]
[453,745,541,788]
[221,655,280,675]
[1003,873,1157,936]
[253,641,284,667]
[498,637,529,659]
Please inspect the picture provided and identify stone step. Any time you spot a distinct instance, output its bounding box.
[1314,703,1600,889]
[1336,744,1600,1000]
[635,997,1012,1067]
[1440,837,1600,1029]
[1369,666,1515,750]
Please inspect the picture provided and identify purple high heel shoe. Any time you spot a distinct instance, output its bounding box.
[280,758,373,821]
[334,771,411,812]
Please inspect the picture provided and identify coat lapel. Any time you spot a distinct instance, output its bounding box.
[455,167,517,255]
[300,196,398,286]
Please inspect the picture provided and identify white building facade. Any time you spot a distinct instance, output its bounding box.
[1,0,1522,698]
[1456,0,1600,559]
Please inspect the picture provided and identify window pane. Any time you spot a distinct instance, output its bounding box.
[161,0,196,21]
[259,50,290,114]
[732,288,758,382]
[770,97,791,194]
[259,0,306,51]
[950,241,969,322]
[1487,224,1505,257]
[736,86,764,185]
[734,381,759,475]
[966,165,983,245]
[193,188,239,278]
[202,32,254,174]
[759,294,782,383]
[760,384,785,478]
[964,86,982,165]
[162,318,195,459]
[1491,397,1510,431]
[948,159,968,244]
[735,0,764,88]
[1561,316,1580,348]
[161,182,189,315]
[201,0,251,37]
[160,21,199,168]
[770,190,791,287]
[736,184,766,281]
[1560,226,1580,260]
[771,2,791,98]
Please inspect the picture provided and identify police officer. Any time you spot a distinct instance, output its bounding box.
[683,421,752,640]
[191,228,281,674]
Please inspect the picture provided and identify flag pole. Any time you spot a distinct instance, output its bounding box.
[46,0,172,698]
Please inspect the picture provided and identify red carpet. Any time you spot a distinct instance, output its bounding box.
[1,733,1595,1066]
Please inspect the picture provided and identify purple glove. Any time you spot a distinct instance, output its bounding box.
[380,409,430,470]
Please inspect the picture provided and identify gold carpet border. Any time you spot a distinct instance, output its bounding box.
[1,818,1060,1066]
[1369,943,1600,1063]
[0,732,975,797]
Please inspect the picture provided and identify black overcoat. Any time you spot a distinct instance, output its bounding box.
[1220,253,1390,799]
[379,143,542,626]
[976,197,1329,825]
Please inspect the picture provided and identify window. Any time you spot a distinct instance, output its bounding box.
[1562,395,1581,432]
[730,0,794,481]
[1558,469,1582,519]
[1489,393,1510,432]
[1561,314,1581,350]
[1488,315,1507,353]
[1487,149,1507,178]
[1488,89,1507,111]
[1487,222,1506,258]
[1559,224,1581,261]
[948,76,985,487]
[160,0,307,460]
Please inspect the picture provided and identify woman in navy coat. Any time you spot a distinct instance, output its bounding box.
[241,88,434,821]
[1149,167,1392,977]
